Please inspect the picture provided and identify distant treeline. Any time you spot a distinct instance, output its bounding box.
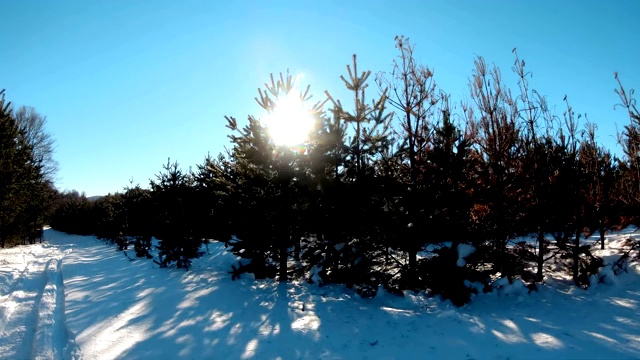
[50,37,640,305]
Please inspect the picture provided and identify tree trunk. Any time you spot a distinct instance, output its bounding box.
[536,229,544,282]
[294,237,301,261]
[499,239,508,278]
[408,248,417,287]
[356,121,361,174]
[573,227,581,285]
[279,246,288,282]
[599,220,606,250]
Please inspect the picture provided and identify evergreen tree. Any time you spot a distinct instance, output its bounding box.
[94,193,126,246]
[317,54,392,295]
[418,97,481,305]
[192,154,234,243]
[579,122,618,250]
[614,73,640,216]
[51,191,97,235]
[467,56,525,280]
[122,185,154,257]
[0,90,52,247]
[510,49,563,282]
[375,36,439,286]
[224,71,324,281]
[150,159,201,270]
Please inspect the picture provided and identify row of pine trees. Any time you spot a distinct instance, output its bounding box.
[50,37,640,305]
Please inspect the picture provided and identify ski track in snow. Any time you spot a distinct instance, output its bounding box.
[0,243,79,360]
[1,229,640,359]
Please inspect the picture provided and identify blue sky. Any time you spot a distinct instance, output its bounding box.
[1,1,639,196]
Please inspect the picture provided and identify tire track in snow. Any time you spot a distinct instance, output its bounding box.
[51,258,81,360]
[0,256,51,359]
[31,254,81,360]
[0,244,80,360]
[23,258,53,360]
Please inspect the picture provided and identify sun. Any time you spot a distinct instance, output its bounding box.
[262,91,315,147]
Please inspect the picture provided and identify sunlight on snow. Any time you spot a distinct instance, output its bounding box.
[609,297,638,309]
[177,286,217,309]
[622,334,640,351]
[205,311,233,332]
[584,330,619,345]
[164,316,207,337]
[136,287,155,299]
[262,91,315,147]
[530,332,564,349]
[241,338,259,359]
[599,323,621,332]
[0,298,18,316]
[380,306,415,317]
[258,315,280,337]
[227,323,243,345]
[290,301,321,340]
[491,319,527,344]
[257,314,280,336]
[177,334,196,357]
[291,314,320,332]
[615,316,640,327]
[84,299,151,359]
[468,316,486,334]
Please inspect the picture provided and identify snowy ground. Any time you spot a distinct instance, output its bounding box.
[1,229,639,360]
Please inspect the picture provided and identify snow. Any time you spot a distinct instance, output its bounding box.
[597,266,617,286]
[0,229,639,359]
[309,265,324,285]
[0,240,80,360]
[492,278,528,297]
[456,243,476,267]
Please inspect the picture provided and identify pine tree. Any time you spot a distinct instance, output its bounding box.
[510,49,561,282]
[0,90,43,247]
[94,193,126,246]
[150,159,200,270]
[225,71,323,282]
[468,56,525,280]
[319,54,392,295]
[193,154,235,243]
[51,190,98,235]
[579,122,617,250]
[375,36,439,286]
[418,97,481,305]
[614,73,640,215]
[122,185,154,257]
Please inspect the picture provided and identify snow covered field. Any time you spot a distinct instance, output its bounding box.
[1,229,639,360]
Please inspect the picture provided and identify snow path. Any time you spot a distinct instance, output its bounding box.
[2,229,640,359]
[0,242,79,360]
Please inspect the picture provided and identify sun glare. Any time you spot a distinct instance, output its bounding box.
[262,92,315,147]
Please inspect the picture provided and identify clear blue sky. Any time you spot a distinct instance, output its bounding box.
[1,1,639,196]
